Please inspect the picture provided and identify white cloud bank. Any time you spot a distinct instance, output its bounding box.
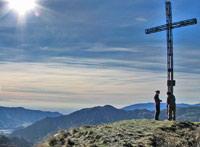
[0,57,199,113]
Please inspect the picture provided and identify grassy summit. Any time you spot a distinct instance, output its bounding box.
[39,119,200,147]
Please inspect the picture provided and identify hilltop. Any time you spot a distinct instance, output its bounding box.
[11,105,200,143]
[39,119,200,147]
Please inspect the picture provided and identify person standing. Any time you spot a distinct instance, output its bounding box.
[154,90,162,120]
[167,92,176,120]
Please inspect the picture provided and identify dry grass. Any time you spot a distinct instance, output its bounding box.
[39,119,200,147]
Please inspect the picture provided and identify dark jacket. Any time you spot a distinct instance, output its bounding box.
[154,94,161,105]
[167,94,176,106]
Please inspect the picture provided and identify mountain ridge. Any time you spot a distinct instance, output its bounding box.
[10,105,153,143]
[122,102,200,111]
[0,106,62,130]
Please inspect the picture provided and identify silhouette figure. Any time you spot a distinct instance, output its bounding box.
[154,90,162,120]
[167,92,176,120]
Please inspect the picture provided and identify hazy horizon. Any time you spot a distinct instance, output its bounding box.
[1,101,200,114]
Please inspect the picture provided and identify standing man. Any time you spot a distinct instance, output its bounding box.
[167,92,176,120]
[154,90,162,120]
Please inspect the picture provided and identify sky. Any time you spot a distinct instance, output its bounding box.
[0,0,199,114]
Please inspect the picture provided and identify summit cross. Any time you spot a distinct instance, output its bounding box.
[145,1,197,95]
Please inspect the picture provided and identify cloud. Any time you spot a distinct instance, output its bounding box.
[86,45,139,53]
[0,54,199,113]
[136,17,148,22]
[0,60,166,112]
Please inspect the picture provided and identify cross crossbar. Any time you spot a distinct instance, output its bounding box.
[145,18,197,34]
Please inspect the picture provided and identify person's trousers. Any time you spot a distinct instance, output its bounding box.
[155,104,160,120]
[168,105,176,120]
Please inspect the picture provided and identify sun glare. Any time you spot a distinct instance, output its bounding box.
[8,0,36,16]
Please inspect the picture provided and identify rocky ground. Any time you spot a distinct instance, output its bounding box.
[39,119,200,147]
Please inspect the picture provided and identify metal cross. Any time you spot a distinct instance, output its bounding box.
[145,1,197,95]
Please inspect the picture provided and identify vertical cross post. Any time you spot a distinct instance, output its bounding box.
[166,1,175,94]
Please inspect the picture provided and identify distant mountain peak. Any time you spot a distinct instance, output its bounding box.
[103,105,116,108]
[90,105,116,109]
[95,105,117,110]
[74,105,117,114]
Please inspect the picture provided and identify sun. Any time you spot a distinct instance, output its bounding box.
[8,0,36,16]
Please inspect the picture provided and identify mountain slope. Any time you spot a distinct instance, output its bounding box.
[11,105,153,143]
[0,106,62,129]
[39,119,200,147]
[11,105,200,144]
[0,135,32,147]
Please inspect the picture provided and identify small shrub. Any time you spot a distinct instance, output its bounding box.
[49,137,57,146]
